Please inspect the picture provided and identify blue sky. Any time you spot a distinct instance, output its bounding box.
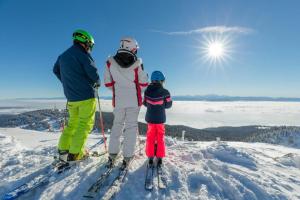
[0,0,300,99]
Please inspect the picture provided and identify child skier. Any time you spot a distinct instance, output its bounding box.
[143,71,172,168]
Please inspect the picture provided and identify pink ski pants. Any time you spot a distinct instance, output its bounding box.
[145,123,165,158]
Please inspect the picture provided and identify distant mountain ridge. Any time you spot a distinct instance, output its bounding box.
[12,95,300,102]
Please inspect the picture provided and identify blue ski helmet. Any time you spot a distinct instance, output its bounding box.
[151,71,165,82]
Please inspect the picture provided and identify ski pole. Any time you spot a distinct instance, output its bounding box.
[62,101,68,131]
[95,89,108,152]
[137,126,143,156]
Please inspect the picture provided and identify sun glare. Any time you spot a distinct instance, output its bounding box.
[196,34,233,67]
[208,41,224,58]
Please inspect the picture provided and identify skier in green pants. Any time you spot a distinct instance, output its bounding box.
[53,29,100,162]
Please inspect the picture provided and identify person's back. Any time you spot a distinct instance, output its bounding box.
[105,50,148,108]
[54,43,99,102]
[144,82,172,124]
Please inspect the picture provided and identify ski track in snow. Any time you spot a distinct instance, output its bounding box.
[1,128,300,200]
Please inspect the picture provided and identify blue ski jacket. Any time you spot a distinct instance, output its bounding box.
[53,43,100,102]
[143,83,172,124]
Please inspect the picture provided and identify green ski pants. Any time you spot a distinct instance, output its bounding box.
[58,98,96,158]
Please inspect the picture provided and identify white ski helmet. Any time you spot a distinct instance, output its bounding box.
[119,37,139,53]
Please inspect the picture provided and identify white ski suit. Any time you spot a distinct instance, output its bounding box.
[104,55,148,158]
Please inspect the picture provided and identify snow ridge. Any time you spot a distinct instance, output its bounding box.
[1,129,300,200]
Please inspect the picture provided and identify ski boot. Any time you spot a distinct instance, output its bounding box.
[54,150,71,172]
[106,154,117,168]
[52,150,68,167]
[67,149,89,162]
[56,150,88,172]
[148,157,154,168]
[120,157,132,170]
[58,150,69,162]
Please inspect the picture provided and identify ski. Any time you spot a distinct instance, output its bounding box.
[83,157,121,199]
[157,165,168,189]
[83,165,115,199]
[2,161,76,200]
[100,158,135,200]
[144,163,154,191]
[2,140,106,200]
[2,165,54,200]
[83,146,142,199]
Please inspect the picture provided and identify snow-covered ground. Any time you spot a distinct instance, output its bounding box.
[1,99,300,129]
[1,128,300,200]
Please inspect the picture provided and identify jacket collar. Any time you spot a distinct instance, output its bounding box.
[113,50,137,68]
[149,82,163,88]
[73,43,88,54]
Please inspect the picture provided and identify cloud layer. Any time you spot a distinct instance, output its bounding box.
[152,26,254,35]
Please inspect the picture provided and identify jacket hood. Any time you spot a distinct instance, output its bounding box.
[113,50,137,68]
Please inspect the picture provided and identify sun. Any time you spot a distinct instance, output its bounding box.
[197,34,233,67]
[208,41,224,58]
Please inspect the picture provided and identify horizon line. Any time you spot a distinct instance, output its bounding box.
[1,94,300,102]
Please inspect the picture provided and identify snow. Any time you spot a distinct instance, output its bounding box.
[1,128,300,200]
[0,128,59,148]
[1,99,300,128]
